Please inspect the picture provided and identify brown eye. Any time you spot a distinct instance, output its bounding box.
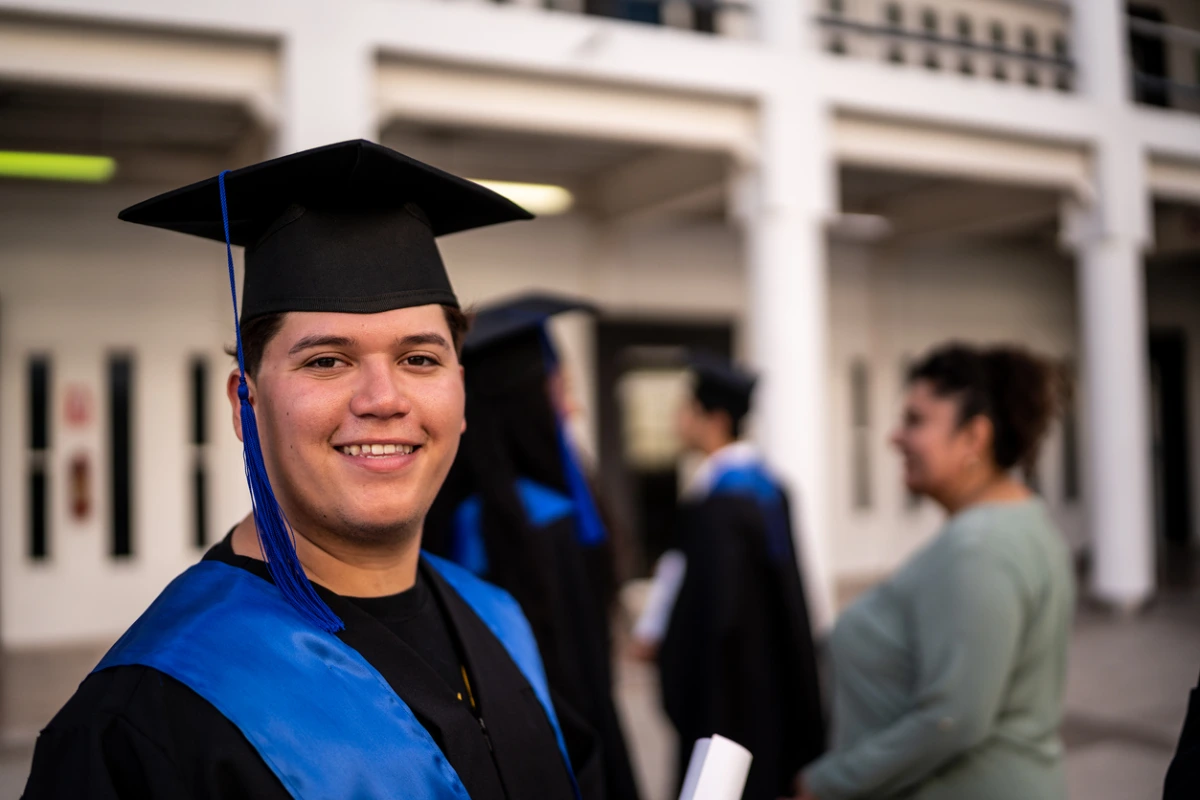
[406,355,438,367]
[308,357,340,369]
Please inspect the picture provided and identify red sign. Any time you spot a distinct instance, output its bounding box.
[64,384,93,428]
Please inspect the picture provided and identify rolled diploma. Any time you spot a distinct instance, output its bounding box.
[677,735,753,800]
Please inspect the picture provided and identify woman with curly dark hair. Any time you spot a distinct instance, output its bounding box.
[789,342,1075,800]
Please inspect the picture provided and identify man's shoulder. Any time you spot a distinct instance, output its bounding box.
[43,663,211,737]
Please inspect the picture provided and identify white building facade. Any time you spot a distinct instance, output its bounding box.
[0,0,1198,740]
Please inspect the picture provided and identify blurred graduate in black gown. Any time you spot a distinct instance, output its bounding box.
[640,353,825,800]
[425,294,640,800]
[1165,668,1200,798]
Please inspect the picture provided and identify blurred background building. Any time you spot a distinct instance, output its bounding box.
[0,0,1199,797]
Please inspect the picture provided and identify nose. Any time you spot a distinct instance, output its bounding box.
[348,358,413,419]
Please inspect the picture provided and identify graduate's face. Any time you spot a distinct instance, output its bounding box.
[891,379,992,499]
[233,305,466,545]
[676,398,731,454]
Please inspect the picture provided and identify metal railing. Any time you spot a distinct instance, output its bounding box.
[494,0,754,38]
[1128,15,1200,115]
[814,0,1074,92]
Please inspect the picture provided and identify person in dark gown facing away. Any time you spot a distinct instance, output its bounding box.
[640,353,826,800]
[424,293,640,800]
[23,141,600,800]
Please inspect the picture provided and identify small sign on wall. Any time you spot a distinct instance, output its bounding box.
[63,383,93,428]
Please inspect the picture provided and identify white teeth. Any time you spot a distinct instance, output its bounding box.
[340,443,417,457]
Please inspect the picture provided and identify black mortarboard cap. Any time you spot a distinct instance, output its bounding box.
[118,139,533,320]
[117,140,534,634]
[689,350,758,424]
[464,292,597,355]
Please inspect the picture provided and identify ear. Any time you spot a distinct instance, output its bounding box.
[963,414,995,463]
[226,369,248,443]
[458,364,467,435]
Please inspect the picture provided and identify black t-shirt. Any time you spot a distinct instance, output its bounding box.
[207,536,474,713]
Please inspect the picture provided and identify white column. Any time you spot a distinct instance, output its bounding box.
[1065,0,1155,609]
[1063,144,1155,610]
[756,0,806,49]
[277,9,376,155]
[1070,0,1129,105]
[736,80,837,631]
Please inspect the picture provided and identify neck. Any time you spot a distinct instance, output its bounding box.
[230,516,423,597]
[936,469,1031,515]
[702,435,737,457]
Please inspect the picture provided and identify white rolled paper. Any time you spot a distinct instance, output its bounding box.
[677,735,753,800]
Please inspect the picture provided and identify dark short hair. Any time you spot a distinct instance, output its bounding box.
[693,389,747,439]
[907,342,1059,472]
[230,304,470,378]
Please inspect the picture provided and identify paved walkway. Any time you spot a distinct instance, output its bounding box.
[1,586,1196,799]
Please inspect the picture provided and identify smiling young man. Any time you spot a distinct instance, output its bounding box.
[22,141,596,800]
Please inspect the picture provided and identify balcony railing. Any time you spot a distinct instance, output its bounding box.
[815,0,1074,92]
[490,0,754,38]
[1129,14,1200,115]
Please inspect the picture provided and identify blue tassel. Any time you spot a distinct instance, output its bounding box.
[219,171,344,633]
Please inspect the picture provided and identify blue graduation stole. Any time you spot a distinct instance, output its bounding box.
[93,556,578,800]
[709,462,793,562]
[450,478,576,576]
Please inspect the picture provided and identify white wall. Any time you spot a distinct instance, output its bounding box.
[0,183,250,648]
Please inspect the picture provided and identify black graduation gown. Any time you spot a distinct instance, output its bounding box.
[22,538,602,800]
[426,503,639,800]
[658,490,826,800]
[1164,668,1200,798]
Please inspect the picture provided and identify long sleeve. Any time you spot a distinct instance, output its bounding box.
[23,666,288,800]
[805,543,1025,800]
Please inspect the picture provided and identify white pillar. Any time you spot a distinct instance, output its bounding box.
[1062,143,1156,609]
[277,10,376,155]
[736,81,837,631]
[1064,0,1155,608]
[1070,0,1129,105]
[756,0,806,50]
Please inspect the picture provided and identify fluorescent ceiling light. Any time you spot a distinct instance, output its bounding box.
[472,179,574,216]
[0,151,117,183]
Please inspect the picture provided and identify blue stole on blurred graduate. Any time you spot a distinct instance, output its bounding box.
[92,555,574,800]
[708,460,793,563]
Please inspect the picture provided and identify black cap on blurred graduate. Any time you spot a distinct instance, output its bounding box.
[118,140,534,633]
[119,139,532,321]
[465,292,597,355]
[688,350,758,428]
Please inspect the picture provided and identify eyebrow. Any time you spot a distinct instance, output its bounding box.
[397,332,451,350]
[288,335,356,357]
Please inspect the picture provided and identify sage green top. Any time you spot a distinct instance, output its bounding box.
[805,499,1075,800]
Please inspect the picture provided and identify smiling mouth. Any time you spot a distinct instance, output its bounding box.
[338,443,419,458]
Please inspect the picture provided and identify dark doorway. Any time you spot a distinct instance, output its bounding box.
[595,318,733,578]
[1128,4,1170,108]
[1149,329,1192,549]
